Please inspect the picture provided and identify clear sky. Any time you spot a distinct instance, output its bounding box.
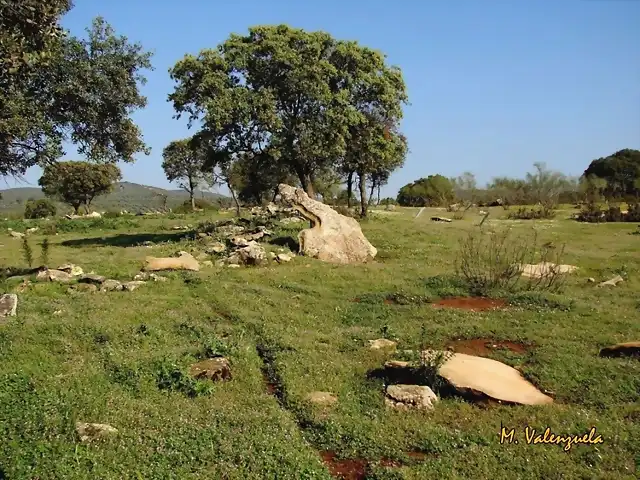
[9,0,640,197]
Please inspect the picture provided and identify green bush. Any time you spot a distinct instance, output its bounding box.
[41,217,140,234]
[173,198,218,214]
[507,206,555,220]
[24,199,57,219]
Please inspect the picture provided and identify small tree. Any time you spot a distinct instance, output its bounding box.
[24,198,57,219]
[397,175,455,207]
[39,161,121,213]
[162,139,212,210]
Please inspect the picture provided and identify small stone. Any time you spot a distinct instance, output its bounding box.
[368,339,397,351]
[79,273,107,285]
[197,232,209,238]
[228,264,241,269]
[57,264,84,276]
[385,384,438,410]
[587,277,596,283]
[122,281,146,292]
[231,237,250,247]
[206,242,227,254]
[196,252,209,261]
[69,283,98,293]
[202,260,213,267]
[133,272,150,281]
[75,422,118,443]
[189,357,232,381]
[101,279,123,292]
[597,275,624,288]
[53,310,62,316]
[150,273,167,282]
[384,360,410,369]
[305,391,338,406]
[10,230,24,238]
[269,252,276,259]
[276,253,292,263]
[0,294,18,317]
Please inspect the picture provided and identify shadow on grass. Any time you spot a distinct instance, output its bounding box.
[269,236,299,252]
[60,232,190,248]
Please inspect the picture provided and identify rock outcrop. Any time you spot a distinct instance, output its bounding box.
[277,184,377,264]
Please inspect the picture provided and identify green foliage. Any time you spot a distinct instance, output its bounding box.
[154,359,213,398]
[169,24,408,202]
[396,174,454,207]
[172,198,217,214]
[39,237,50,266]
[1,9,153,176]
[161,138,213,210]
[41,216,140,234]
[24,198,56,218]
[507,206,556,220]
[583,149,640,199]
[20,235,33,267]
[39,161,121,213]
[577,202,640,223]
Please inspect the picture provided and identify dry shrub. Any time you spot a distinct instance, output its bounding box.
[455,227,567,295]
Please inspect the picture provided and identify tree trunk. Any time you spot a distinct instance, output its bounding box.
[377,184,381,205]
[358,172,368,217]
[190,190,195,211]
[73,204,81,214]
[346,171,353,208]
[369,181,375,206]
[227,182,241,216]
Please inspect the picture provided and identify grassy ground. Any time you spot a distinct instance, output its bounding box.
[0,206,638,479]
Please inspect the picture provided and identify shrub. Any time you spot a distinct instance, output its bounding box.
[20,236,33,268]
[24,199,57,219]
[455,227,567,295]
[576,202,640,223]
[507,206,555,220]
[173,198,217,214]
[333,205,358,218]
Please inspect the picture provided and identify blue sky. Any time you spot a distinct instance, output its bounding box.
[9,0,640,197]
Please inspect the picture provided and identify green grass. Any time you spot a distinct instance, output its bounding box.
[1,206,638,479]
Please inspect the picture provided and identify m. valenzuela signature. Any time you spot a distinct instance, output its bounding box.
[500,425,604,452]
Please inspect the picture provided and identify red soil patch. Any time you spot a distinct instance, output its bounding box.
[406,451,428,461]
[320,451,367,480]
[261,371,277,395]
[433,297,506,312]
[445,338,530,356]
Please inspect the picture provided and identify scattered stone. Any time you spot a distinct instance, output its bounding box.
[85,211,102,218]
[368,339,397,351]
[172,225,189,230]
[385,384,438,410]
[431,350,554,405]
[75,422,118,443]
[280,216,303,225]
[197,232,209,239]
[26,227,39,234]
[189,357,232,381]
[78,273,106,285]
[228,264,241,269]
[53,310,62,316]
[277,184,377,264]
[217,225,245,237]
[101,279,123,292]
[599,341,640,358]
[587,277,596,283]
[479,210,488,215]
[9,230,24,238]
[144,252,199,272]
[305,391,338,406]
[69,283,98,293]
[384,360,411,369]
[122,281,146,292]
[206,242,227,254]
[276,253,292,263]
[215,259,225,267]
[0,294,18,317]
[519,262,578,278]
[202,260,213,267]
[36,269,74,283]
[597,275,624,288]
[195,252,209,261]
[431,216,453,223]
[231,237,250,247]
[269,252,276,259]
[58,264,84,276]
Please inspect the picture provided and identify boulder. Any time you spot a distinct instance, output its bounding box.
[276,184,377,264]
[122,281,146,292]
[58,264,84,276]
[144,252,199,271]
[206,242,227,254]
[189,357,232,381]
[599,341,640,358]
[69,283,98,293]
[0,294,18,317]
[9,230,24,238]
[101,279,123,292]
[385,384,438,410]
[36,269,74,283]
[276,253,292,263]
[433,351,553,405]
[280,216,303,225]
[79,273,107,285]
[75,422,118,443]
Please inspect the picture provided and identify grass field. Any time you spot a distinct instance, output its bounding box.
[0,206,638,479]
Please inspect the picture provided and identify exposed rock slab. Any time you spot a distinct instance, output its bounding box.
[305,391,338,406]
[368,339,397,351]
[431,216,452,223]
[36,269,74,283]
[599,341,640,358]
[79,273,107,285]
[597,275,624,288]
[434,351,553,405]
[75,422,118,443]
[0,294,18,317]
[189,357,232,381]
[385,384,438,410]
[58,264,84,276]
[144,252,199,271]
[100,279,123,292]
[519,262,578,278]
[277,184,377,264]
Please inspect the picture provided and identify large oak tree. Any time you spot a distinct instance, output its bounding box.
[1,2,153,176]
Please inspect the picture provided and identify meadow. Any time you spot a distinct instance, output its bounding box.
[0,206,638,479]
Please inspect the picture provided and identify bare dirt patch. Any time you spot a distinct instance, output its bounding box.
[445,338,531,356]
[320,451,367,480]
[433,297,506,312]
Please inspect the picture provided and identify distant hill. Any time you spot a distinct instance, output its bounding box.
[0,181,228,214]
